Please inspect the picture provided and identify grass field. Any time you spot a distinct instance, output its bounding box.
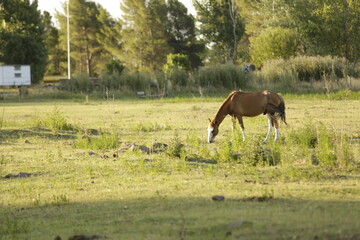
[1,94,360,240]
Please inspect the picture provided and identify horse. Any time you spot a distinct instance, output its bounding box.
[207,90,287,143]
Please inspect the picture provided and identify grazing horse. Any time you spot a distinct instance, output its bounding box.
[207,90,287,143]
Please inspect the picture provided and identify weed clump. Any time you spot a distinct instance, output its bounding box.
[289,120,354,168]
[34,106,76,133]
[216,134,281,166]
[167,132,185,158]
[75,131,119,150]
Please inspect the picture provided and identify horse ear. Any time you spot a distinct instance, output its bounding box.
[208,118,212,123]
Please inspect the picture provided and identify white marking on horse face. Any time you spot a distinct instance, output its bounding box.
[207,126,214,143]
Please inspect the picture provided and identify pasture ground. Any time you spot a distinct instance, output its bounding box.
[1,95,360,240]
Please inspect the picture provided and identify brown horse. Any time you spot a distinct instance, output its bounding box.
[207,90,287,143]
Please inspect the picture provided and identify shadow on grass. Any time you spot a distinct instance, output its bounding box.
[0,128,77,142]
[1,197,360,240]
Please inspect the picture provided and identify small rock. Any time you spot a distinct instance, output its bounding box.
[24,140,30,144]
[212,195,225,201]
[311,154,319,165]
[88,151,96,156]
[86,129,99,135]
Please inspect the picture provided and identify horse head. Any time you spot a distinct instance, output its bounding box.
[207,118,219,143]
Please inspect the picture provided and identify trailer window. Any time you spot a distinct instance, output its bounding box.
[14,65,21,71]
[15,73,21,78]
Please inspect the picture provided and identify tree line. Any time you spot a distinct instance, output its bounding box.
[0,0,359,84]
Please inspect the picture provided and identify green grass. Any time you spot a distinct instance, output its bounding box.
[0,95,360,239]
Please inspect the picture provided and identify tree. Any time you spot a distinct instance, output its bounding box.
[165,0,204,69]
[43,11,66,75]
[0,0,47,83]
[291,0,360,62]
[194,0,245,63]
[56,0,103,77]
[97,6,122,59]
[120,0,170,73]
[250,27,298,66]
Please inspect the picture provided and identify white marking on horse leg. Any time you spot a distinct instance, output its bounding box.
[264,114,273,143]
[242,129,246,141]
[274,128,280,142]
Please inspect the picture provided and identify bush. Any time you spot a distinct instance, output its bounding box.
[193,62,249,89]
[216,134,281,166]
[75,131,119,150]
[167,132,185,158]
[58,73,93,93]
[250,27,299,67]
[36,106,76,133]
[259,56,358,83]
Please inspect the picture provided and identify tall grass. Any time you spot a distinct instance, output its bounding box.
[258,55,358,83]
[34,106,76,133]
[288,120,354,168]
[75,130,120,150]
[193,62,249,90]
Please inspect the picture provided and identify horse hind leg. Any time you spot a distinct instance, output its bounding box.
[264,114,273,143]
[273,116,280,142]
[264,114,280,143]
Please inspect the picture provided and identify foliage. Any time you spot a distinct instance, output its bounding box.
[0,0,47,83]
[56,0,120,77]
[291,0,360,62]
[165,0,204,69]
[193,62,248,89]
[120,0,170,73]
[167,131,185,158]
[39,106,76,133]
[195,0,245,63]
[258,55,359,83]
[104,59,125,75]
[43,11,66,75]
[250,27,299,66]
[164,54,191,74]
[288,117,318,148]
[164,54,191,87]
[75,131,119,150]
[216,134,281,166]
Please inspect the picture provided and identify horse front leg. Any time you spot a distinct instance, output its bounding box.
[235,114,246,141]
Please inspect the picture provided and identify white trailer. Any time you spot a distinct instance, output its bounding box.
[0,65,31,86]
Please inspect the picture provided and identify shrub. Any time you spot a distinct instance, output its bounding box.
[36,106,76,133]
[104,58,125,74]
[75,131,119,150]
[58,73,93,93]
[259,56,358,83]
[193,62,248,89]
[250,27,299,67]
[216,134,281,166]
[167,132,185,158]
[289,118,318,148]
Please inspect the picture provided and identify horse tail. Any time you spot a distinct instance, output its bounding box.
[278,101,287,125]
[277,94,287,125]
[266,93,287,125]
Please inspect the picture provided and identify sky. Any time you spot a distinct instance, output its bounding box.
[36,0,196,22]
